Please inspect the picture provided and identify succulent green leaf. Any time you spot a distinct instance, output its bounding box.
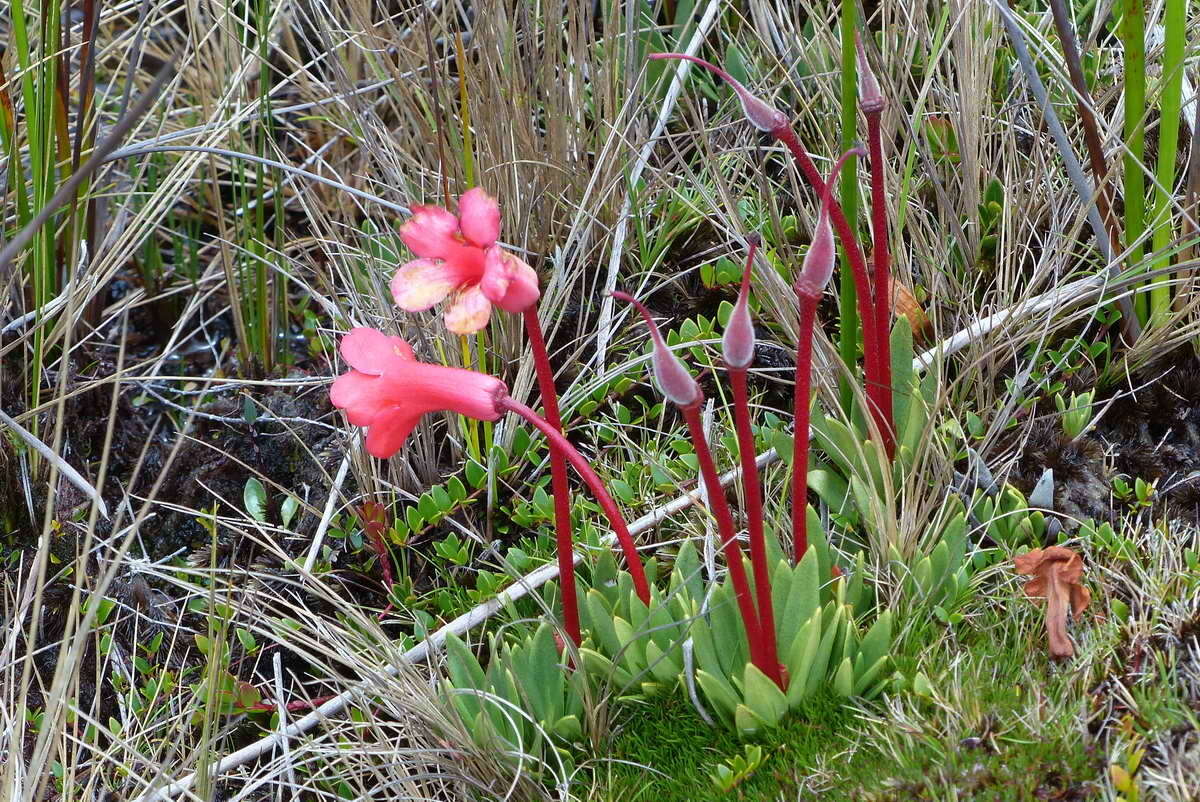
[645,640,681,686]
[780,552,819,655]
[734,703,770,739]
[579,648,634,689]
[243,478,267,522]
[709,583,746,677]
[584,590,621,657]
[785,612,822,706]
[696,669,740,724]
[528,624,561,724]
[899,379,929,459]
[853,655,891,697]
[741,662,787,727]
[806,603,841,694]
[808,468,851,513]
[810,409,861,479]
[891,319,915,430]
[769,558,793,644]
[690,618,724,678]
[444,632,487,691]
[464,460,487,488]
[930,541,951,595]
[418,493,439,523]
[280,495,300,528]
[554,714,582,742]
[913,556,933,597]
[613,617,646,673]
[845,551,867,615]
[832,656,854,696]
[856,610,892,674]
[671,540,704,603]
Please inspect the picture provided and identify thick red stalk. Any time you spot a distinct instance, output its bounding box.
[791,293,820,563]
[774,128,886,437]
[522,308,580,646]
[498,397,651,604]
[680,403,780,687]
[865,109,895,459]
[728,368,782,687]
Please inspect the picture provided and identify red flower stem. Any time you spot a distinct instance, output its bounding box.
[727,367,783,688]
[497,397,651,604]
[775,127,887,441]
[865,106,895,459]
[522,308,581,646]
[791,292,820,563]
[679,403,779,686]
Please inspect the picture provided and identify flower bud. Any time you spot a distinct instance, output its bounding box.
[855,33,885,114]
[722,236,760,369]
[612,291,701,408]
[795,148,866,299]
[649,53,789,134]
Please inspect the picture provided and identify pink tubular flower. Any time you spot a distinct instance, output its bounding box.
[390,188,540,334]
[330,327,508,458]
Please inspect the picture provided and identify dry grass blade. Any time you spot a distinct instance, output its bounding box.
[993,0,1140,342]
[593,0,723,366]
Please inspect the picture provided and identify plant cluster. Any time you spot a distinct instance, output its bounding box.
[320,44,983,767]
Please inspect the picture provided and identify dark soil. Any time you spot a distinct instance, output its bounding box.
[1010,352,1200,529]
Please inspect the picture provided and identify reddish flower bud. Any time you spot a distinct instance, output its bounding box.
[648,53,790,134]
[855,33,885,114]
[612,291,701,408]
[795,147,867,299]
[722,235,761,369]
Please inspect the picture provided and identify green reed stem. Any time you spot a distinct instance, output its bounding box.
[1120,0,1147,319]
[1148,0,1186,326]
[837,0,859,413]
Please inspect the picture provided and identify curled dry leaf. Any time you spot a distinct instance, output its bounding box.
[885,274,930,343]
[1014,546,1091,659]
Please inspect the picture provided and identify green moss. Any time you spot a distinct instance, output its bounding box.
[593,690,851,801]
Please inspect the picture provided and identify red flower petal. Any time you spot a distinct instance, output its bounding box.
[364,406,423,458]
[399,205,461,260]
[329,370,391,426]
[340,327,413,375]
[443,285,493,334]
[458,187,501,248]
[480,247,540,313]
[391,258,461,312]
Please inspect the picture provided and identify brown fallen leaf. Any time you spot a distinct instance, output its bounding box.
[1014,546,1091,659]
[883,274,930,344]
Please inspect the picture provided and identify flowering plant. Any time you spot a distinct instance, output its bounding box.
[327,45,926,756]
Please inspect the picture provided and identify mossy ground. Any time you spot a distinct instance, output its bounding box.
[589,526,1200,800]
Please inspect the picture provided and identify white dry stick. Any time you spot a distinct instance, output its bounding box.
[301,452,351,572]
[272,651,296,795]
[913,270,1118,372]
[699,400,718,581]
[139,450,777,800]
[593,0,723,365]
[0,408,109,519]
